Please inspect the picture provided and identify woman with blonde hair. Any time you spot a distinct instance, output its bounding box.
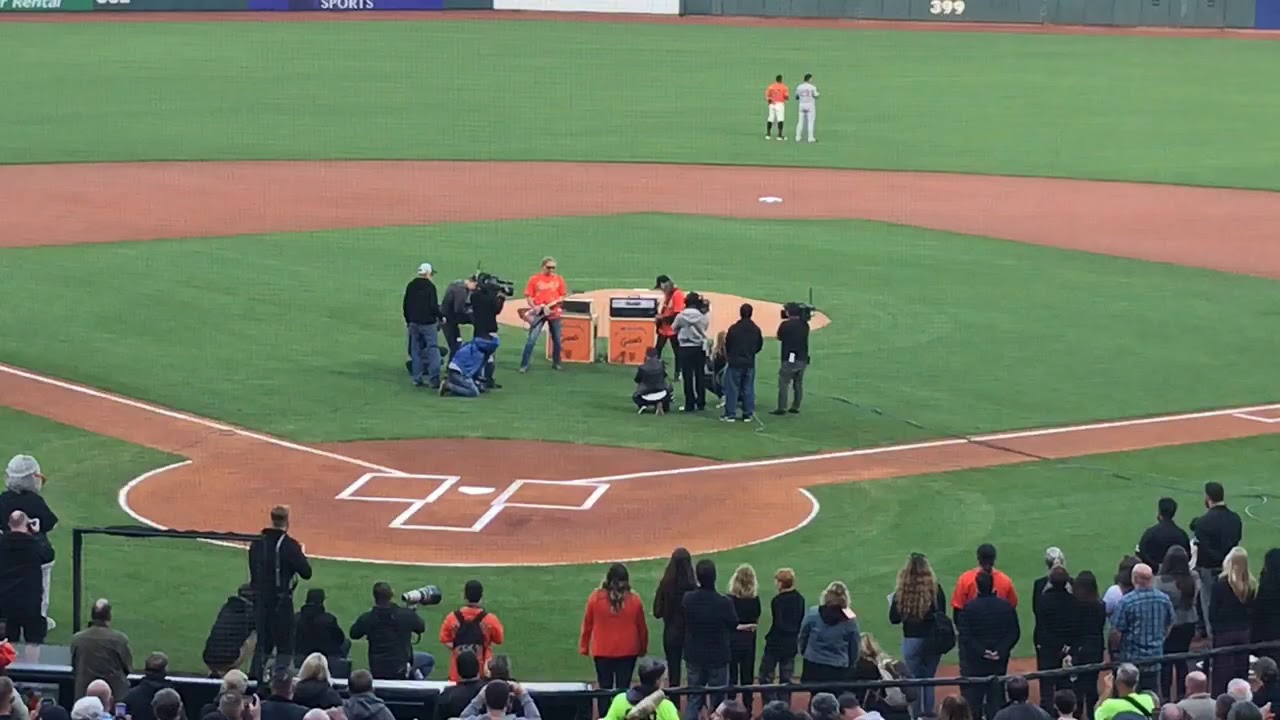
[799,581,860,683]
[1209,546,1256,694]
[890,553,947,719]
[727,564,762,713]
[294,653,343,709]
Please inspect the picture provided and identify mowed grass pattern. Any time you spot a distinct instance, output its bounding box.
[1,21,1279,188]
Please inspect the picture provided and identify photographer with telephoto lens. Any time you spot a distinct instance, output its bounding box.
[349,582,439,680]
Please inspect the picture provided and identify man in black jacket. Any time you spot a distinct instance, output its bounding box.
[771,303,810,416]
[203,584,256,676]
[262,670,307,720]
[681,560,739,720]
[1033,567,1077,713]
[441,276,478,357]
[2,454,58,629]
[249,506,312,673]
[294,588,348,660]
[722,304,763,423]
[1194,482,1243,639]
[958,571,1020,720]
[435,651,484,720]
[350,582,434,680]
[1137,497,1191,569]
[122,653,173,720]
[469,282,507,389]
[404,262,443,389]
[0,510,55,643]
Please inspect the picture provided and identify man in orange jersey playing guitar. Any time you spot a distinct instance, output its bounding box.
[518,256,569,373]
[766,74,789,141]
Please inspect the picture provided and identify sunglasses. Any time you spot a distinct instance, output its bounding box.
[545,265,557,270]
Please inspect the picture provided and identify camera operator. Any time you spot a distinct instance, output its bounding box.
[249,506,312,672]
[470,274,509,389]
[349,582,436,680]
[771,303,810,416]
[442,276,479,358]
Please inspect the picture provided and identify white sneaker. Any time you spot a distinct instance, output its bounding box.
[777,137,786,141]
[44,617,56,631]
[808,138,816,143]
[765,135,771,140]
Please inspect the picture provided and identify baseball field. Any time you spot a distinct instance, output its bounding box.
[2,11,1280,679]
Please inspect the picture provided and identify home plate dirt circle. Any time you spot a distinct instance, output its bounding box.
[121,439,815,566]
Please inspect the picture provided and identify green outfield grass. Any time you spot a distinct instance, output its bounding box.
[2,20,1280,189]
[10,404,1279,678]
[2,215,1278,457]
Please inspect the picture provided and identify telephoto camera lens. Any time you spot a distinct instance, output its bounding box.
[401,585,443,606]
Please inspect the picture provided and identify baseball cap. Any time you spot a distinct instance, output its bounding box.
[654,274,671,289]
[417,263,433,275]
[5,455,39,480]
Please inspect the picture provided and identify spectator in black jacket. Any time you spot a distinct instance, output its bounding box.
[681,560,738,720]
[1208,548,1255,695]
[957,572,1020,720]
[2,455,58,629]
[203,585,256,676]
[1034,567,1078,712]
[1194,482,1243,639]
[441,276,478,357]
[991,677,1051,720]
[727,564,762,713]
[261,670,307,720]
[249,506,312,672]
[759,568,806,706]
[294,589,348,660]
[436,651,485,720]
[1031,547,1067,618]
[771,303,810,416]
[294,653,343,710]
[1138,498,1192,570]
[404,262,443,389]
[1253,549,1280,663]
[350,582,434,680]
[653,548,697,693]
[890,553,947,720]
[0,510,55,643]
[721,304,763,423]
[123,653,174,720]
[1071,572,1107,720]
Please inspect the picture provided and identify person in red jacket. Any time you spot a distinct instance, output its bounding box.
[654,275,686,378]
[581,564,649,717]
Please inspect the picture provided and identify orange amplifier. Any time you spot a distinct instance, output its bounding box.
[607,296,659,365]
[547,298,596,364]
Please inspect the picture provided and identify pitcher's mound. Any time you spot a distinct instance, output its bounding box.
[499,289,830,339]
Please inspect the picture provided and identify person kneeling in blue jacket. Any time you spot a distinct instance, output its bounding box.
[441,334,500,398]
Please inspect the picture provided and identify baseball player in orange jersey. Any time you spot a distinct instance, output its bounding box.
[766,74,789,141]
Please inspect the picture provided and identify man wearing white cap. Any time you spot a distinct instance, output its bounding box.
[403,263,443,389]
[1,455,58,630]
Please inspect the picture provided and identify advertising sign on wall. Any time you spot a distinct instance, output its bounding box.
[247,0,444,8]
[93,0,249,9]
[0,0,91,10]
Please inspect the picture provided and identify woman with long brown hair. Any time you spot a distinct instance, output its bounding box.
[582,563,649,716]
[1155,545,1199,701]
[1071,570,1107,720]
[1209,546,1256,694]
[890,553,946,719]
[653,548,698,694]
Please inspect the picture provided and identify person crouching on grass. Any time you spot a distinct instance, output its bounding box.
[633,347,674,414]
[441,334,500,398]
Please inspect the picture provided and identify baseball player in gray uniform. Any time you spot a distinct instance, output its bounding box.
[795,73,819,143]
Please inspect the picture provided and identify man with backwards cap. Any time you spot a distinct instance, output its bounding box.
[654,275,686,378]
[1,455,58,630]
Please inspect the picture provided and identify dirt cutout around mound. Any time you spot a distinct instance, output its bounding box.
[498,289,832,338]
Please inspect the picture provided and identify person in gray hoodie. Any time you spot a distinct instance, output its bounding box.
[671,293,711,413]
[799,581,861,685]
[461,681,541,720]
[342,671,395,720]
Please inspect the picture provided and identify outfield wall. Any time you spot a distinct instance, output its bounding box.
[682,0,1258,27]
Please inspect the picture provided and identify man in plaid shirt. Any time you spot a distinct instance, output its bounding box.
[1113,563,1174,692]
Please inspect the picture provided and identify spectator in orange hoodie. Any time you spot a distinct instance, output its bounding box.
[581,564,649,717]
[440,580,505,682]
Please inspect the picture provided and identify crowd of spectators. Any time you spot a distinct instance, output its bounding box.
[0,452,1278,720]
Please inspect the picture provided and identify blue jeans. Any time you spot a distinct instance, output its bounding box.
[408,323,441,387]
[520,316,562,369]
[682,663,729,720]
[446,369,481,397]
[412,651,435,679]
[902,636,941,717]
[723,366,756,418]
